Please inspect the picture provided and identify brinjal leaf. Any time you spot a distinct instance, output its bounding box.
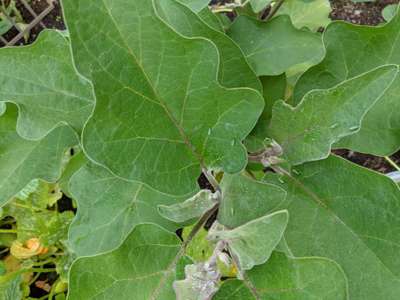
[228,15,325,76]
[264,155,400,299]
[63,0,264,195]
[269,65,398,165]
[0,104,77,207]
[214,252,348,299]
[68,224,185,300]
[294,9,400,155]
[0,30,94,140]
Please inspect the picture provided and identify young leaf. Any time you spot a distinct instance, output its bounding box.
[214,252,348,299]
[154,0,262,92]
[264,155,400,299]
[173,262,220,300]
[68,224,185,300]
[218,173,287,228]
[0,272,23,300]
[63,0,264,195]
[295,10,400,155]
[276,0,332,31]
[0,30,94,140]
[68,163,188,257]
[0,104,77,207]
[158,190,217,223]
[209,210,289,271]
[269,65,398,166]
[227,15,325,76]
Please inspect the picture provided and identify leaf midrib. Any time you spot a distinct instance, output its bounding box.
[100,0,206,168]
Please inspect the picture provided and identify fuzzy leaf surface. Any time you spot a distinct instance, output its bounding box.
[269,65,398,165]
[228,15,325,76]
[0,104,77,207]
[264,155,400,299]
[214,252,348,299]
[155,0,262,92]
[158,190,216,223]
[68,224,183,300]
[69,163,188,257]
[209,210,289,271]
[218,173,287,228]
[0,30,94,140]
[63,0,264,195]
[295,11,400,155]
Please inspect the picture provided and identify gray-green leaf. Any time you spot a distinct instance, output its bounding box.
[68,224,184,300]
[158,190,217,223]
[269,65,398,165]
[0,104,77,207]
[0,30,94,140]
[69,163,189,257]
[276,0,332,31]
[63,0,264,195]
[218,173,287,228]
[214,252,348,299]
[264,155,400,299]
[228,15,325,76]
[209,210,289,271]
[294,10,400,155]
[155,0,261,92]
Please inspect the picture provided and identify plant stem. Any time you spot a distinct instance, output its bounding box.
[265,0,285,21]
[0,229,17,233]
[385,156,400,172]
[202,167,222,193]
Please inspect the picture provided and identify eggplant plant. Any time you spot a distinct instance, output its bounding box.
[0,0,399,299]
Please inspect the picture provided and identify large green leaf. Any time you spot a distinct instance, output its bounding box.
[0,272,22,300]
[214,252,348,299]
[227,15,325,76]
[276,0,331,31]
[269,65,398,165]
[0,30,94,140]
[68,224,184,300]
[264,155,400,299]
[218,173,287,228]
[69,163,189,257]
[63,0,264,195]
[0,104,77,207]
[294,10,400,155]
[154,0,262,91]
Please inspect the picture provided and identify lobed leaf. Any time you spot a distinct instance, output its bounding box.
[228,15,325,76]
[154,0,262,92]
[214,252,348,300]
[264,155,400,299]
[269,65,398,165]
[295,10,400,155]
[68,163,188,257]
[276,0,331,31]
[68,224,184,300]
[63,0,264,195]
[0,104,77,207]
[0,30,94,140]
